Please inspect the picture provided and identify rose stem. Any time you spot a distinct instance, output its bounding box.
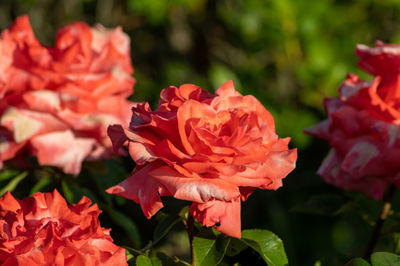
[185,214,195,264]
[363,184,396,258]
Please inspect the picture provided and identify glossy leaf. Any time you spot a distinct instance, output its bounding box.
[193,229,230,266]
[225,238,248,257]
[241,229,288,266]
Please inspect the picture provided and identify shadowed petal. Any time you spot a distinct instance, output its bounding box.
[190,198,241,238]
[106,163,166,218]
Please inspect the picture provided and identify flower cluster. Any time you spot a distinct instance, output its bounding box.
[305,41,400,199]
[0,190,127,265]
[0,15,135,174]
[107,81,297,238]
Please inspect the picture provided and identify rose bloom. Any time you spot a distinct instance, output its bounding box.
[0,15,134,174]
[305,41,400,199]
[107,81,297,238]
[0,190,127,265]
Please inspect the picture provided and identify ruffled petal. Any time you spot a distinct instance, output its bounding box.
[318,149,388,200]
[177,100,217,155]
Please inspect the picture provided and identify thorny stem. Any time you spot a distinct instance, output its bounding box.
[363,184,396,259]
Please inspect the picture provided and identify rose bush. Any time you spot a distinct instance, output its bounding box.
[0,15,134,174]
[305,41,400,199]
[0,190,127,265]
[107,81,297,238]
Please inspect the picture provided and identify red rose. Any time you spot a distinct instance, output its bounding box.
[305,41,400,199]
[107,81,297,238]
[0,15,135,174]
[0,190,127,265]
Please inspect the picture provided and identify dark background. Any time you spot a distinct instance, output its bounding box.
[2,0,400,265]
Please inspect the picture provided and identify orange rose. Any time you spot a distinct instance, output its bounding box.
[0,15,135,174]
[305,41,400,199]
[107,81,297,238]
[0,190,127,265]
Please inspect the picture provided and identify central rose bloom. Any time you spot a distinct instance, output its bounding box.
[0,190,127,265]
[107,81,297,238]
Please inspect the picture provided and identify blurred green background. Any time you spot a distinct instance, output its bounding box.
[3,0,400,265]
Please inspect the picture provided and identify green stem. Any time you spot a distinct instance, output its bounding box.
[363,184,396,259]
[173,256,192,266]
[122,245,143,255]
[185,214,195,264]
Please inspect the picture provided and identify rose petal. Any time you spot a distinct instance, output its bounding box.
[30,130,95,175]
[318,149,387,200]
[106,162,166,218]
[22,90,61,113]
[177,100,217,155]
[149,165,240,203]
[190,198,241,238]
[1,108,66,143]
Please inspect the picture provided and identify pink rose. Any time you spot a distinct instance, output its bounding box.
[0,190,127,265]
[0,15,135,174]
[107,81,297,238]
[305,41,400,199]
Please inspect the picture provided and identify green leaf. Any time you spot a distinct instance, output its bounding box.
[30,176,52,195]
[225,238,248,257]
[100,203,141,248]
[136,255,152,266]
[150,251,176,266]
[0,171,28,196]
[61,178,99,203]
[193,229,231,266]
[152,213,182,246]
[61,179,74,203]
[241,229,288,266]
[90,160,128,189]
[0,169,20,182]
[126,249,135,262]
[345,258,371,266]
[89,159,129,204]
[371,252,400,266]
